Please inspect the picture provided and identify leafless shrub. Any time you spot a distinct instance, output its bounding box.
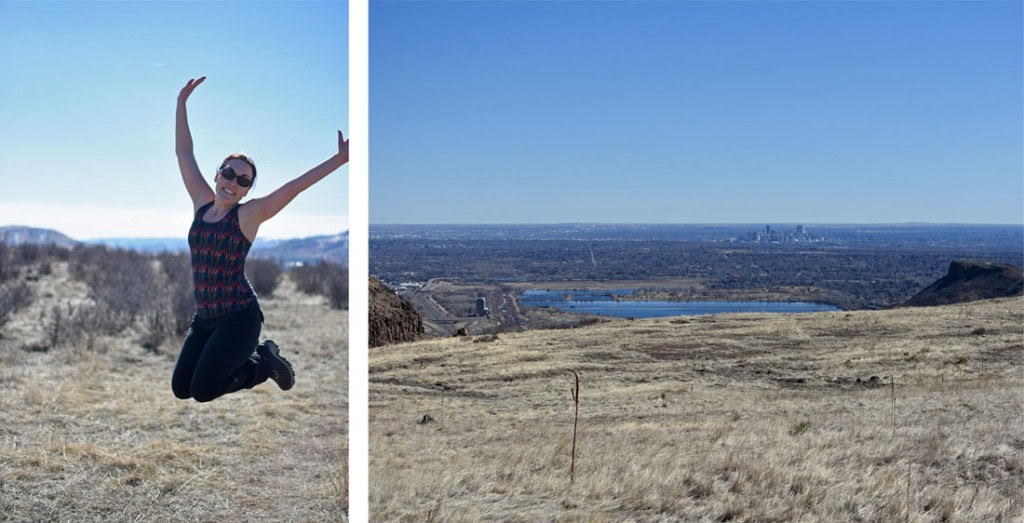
[291,264,321,295]
[42,301,126,350]
[0,281,34,328]
[325,268,349,309]
[139,252,196,347]
[44,243,72,261]
[290,261,348,309]
[246,258,282,297]
[70,245,158,327]
[69,302,127,336]
[0,243,15,283]
[155,252,194,337]
[65,247,195,348]
[140,308,172,352]
[44,303,73,349]
[10,242,71,268]
[0,243,64,282]
[16,243,42,265]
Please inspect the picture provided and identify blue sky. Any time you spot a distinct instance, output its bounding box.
[0,1,348,240]
[370,1,1023,224]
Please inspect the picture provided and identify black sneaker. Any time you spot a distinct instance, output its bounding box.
[257,340,295,391]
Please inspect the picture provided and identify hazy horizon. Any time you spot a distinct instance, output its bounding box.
[0,222,348,242]
[369,221,1024,227]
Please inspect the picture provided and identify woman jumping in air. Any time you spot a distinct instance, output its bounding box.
[171,76,348,402]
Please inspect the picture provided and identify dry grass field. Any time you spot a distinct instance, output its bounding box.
[370,297,1023,522]
[0,263,348,521]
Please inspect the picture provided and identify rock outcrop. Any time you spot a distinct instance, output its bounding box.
[903,260,1023,307]
[369,277,424,347]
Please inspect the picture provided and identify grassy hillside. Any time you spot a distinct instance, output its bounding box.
[370,297,1023,521]
[1,262,348,521]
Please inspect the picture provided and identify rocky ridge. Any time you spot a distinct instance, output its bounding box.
[903,259,1023,307]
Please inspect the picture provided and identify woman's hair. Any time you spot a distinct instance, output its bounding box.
[219,153,257,186]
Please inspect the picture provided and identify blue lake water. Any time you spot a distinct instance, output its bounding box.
[517,289,840,318]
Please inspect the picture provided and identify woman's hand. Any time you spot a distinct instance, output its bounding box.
[177,76,214,211]
[337,130,349,165]
[178,76,206,105]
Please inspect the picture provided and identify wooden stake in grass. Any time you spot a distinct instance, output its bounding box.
[569,369,580,483]
[890,375,896,438]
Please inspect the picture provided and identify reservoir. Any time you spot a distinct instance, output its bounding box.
[517,289,840,318]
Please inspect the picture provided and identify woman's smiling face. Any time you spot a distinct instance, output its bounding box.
[214,159,254,203]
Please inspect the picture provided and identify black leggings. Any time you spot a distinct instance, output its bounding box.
[171,306,269,402]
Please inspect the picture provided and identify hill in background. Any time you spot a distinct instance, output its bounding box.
[0,226,79,249]
[253,231,348,265]
[904,260,1023,307]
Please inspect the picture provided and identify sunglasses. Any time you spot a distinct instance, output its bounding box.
[217,165,253,188]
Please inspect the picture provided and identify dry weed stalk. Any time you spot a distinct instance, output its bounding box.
[568,369,580,483]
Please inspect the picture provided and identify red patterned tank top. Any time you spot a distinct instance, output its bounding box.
[188,202,259,318]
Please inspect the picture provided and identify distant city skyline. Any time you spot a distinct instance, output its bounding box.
[0,2,348,240]
[371,1,1023,225]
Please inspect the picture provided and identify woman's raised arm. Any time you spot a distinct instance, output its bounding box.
[243,130,349,228]
[176,77,214,211]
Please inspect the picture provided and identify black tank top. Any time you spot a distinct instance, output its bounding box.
[188,202,258,318]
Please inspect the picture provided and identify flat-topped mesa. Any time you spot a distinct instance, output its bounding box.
[903,260,1024,307]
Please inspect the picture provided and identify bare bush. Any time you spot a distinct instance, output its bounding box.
[70,245,159,329]
[66,246,196,348]
[0,243,15,283]
[69,302,127,336]
[42,301,126,350]
[0,243,70,284]
[140,307,175,352]
[44,303,74,349]
[131,252,197,349]
[325,268,349,309]
[246,258,282,297]
[15,243,43,265]
[156,252,195,337]
[0,281,34,328]
[291,261,348,309]
[291,263,323,295]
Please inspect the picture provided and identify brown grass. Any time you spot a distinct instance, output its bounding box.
[370,297,1024,521]
[0,263,348,521]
